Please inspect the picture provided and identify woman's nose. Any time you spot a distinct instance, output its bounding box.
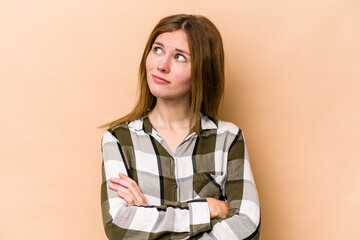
[157,57,170,73]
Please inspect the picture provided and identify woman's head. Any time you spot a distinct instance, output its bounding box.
[104,14,225,131]
[145,30,192,103]
[140,14,225,128]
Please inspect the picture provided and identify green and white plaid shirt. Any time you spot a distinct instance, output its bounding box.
[101,114,260,239]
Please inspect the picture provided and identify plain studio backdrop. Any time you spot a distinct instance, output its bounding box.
[0,0,359,239]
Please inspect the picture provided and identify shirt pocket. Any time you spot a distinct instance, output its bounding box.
[193,172,226,200]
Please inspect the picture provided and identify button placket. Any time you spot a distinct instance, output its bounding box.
[172,156,179,199]
[169,156,178,200]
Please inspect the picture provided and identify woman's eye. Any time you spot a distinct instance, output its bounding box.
[176,54,186,62]
[154,47,162,54]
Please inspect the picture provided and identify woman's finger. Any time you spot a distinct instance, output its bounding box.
[109,177,121,186]
[117,187,136,206]
[117,174,147,205]
[108,182,120,191]
[109,182,138,206]
[109,174,148,206]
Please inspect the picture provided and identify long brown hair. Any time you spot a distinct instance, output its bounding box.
[102,14,225,132]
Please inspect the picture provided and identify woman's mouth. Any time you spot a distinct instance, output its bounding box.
[152,74,170,84]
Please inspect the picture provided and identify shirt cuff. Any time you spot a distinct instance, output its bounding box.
[188,199,211,236]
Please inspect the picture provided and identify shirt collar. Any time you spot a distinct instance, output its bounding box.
[127,113,218,134]
[199,113,218,131]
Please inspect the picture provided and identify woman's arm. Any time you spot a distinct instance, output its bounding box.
[198,130,261,240]
[101,131,212,239]
[109,172,230,219]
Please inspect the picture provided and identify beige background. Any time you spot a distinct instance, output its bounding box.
[1,0,359,239]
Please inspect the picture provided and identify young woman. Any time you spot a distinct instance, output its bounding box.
[101,14,260,239]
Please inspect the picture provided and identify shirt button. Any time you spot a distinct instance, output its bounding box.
[174,185,178,189]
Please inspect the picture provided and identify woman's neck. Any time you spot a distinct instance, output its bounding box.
[147,98,192,154]
[148,98,191,129]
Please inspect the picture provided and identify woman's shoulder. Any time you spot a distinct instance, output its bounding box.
[102,123,132,148]
[102,117,145,142]
[215,118,242,135]
[200,113,242,136]
[107,116,144,133]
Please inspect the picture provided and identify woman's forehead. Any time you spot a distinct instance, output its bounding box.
[153,30,190,53]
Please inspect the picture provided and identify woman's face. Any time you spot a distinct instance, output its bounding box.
[146,30,191,102]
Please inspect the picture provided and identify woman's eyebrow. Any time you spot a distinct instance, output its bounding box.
[175,48,190,56]
[153,41,164,47]
[153,41,190,56]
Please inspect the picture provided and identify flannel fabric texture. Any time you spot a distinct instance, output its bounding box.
[101,114,260,239]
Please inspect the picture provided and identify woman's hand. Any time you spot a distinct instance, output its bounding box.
[206,198,230,219]
[109,172,148,206]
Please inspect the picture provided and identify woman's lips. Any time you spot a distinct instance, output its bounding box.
[152,74,170,84]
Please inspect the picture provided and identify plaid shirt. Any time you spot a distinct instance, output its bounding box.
[101,114,260,239]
